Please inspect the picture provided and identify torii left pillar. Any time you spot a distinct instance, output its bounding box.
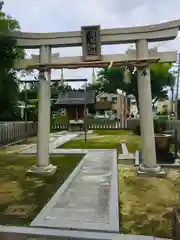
[28,45,57,175]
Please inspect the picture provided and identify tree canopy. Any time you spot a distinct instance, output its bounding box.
[0,2,24,120]
[91,63,175,110]
[19,82,73,103]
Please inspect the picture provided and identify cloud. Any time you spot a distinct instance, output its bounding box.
[3,0,180,89]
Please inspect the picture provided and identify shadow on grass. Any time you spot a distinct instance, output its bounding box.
[0,154,83,226]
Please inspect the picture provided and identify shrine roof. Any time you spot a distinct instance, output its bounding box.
[54,90,95,105]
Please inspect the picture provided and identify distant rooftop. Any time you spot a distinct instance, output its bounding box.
[54,90,95,105]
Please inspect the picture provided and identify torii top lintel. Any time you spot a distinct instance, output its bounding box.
[9,19,180,48]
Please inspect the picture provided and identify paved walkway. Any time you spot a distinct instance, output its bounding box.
[0,226,171,239]
[18,131,170,239]
[22,132,80,154]
[21,131,94,154]
[31,149,119,233]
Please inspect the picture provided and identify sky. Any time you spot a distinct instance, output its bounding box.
[3,0,180,90]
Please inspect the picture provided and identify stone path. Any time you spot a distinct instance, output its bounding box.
[1,131,67,154]
[21,130,94,154]
[0,226,171,240]
[16,131,169,239]
[22,132,80,154]
[31,149,119,233]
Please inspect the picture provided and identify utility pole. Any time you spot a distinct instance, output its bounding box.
[174,53,180,158]
[24,82,28,144]
[84,82,87,143]
[171,85,174,113]
[175,53,180,120]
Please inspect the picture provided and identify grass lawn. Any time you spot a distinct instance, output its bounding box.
[60,130,141,152]
[0,154,83,226]
[94,130,132,135]
[119,165,180,239]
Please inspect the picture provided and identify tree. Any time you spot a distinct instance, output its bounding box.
[0,3,25,120]
[19,85,38,102]
[19,81,72,106]
[93,63,175,111]
[0,1,3,10]
[51,82,72,99]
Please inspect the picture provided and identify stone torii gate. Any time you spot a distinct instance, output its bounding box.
[12,20,180,175]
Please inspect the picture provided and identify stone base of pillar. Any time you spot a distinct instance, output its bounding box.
[137,164,166,178]
[27,164,57,176]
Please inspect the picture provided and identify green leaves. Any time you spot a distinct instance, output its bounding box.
[92,63,174,108]
[0,6,24,120]
[0,1,4,11]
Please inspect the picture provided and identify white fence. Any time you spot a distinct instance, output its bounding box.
[1,119,180,146]
[0,121,37,146]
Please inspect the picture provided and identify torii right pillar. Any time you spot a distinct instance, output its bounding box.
[136,39,165,177]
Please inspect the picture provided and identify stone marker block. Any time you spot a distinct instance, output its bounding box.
[118,153,134,165]
[118,153,134,160]
[121,143,129,154]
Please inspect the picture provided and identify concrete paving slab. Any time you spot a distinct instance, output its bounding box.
[0,226,171,240]
[31,149,119,233]
[22,132,80,154]
[13,131,66,153]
